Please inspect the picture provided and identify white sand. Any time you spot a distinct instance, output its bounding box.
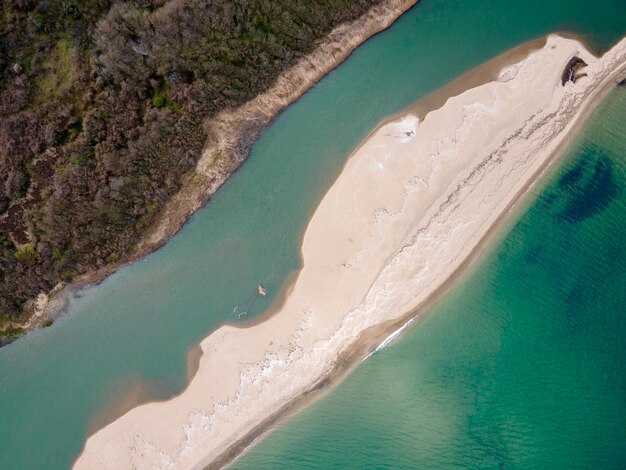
[75,35,626,470]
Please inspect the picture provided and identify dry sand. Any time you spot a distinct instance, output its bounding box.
[75,35,626,470]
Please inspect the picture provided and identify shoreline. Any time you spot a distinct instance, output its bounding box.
[78,35,563,440]
[208,80,623,470]
[75,35,626,470]
[13,0,419,341]
[216,45,626,470]
[343,30,597,165]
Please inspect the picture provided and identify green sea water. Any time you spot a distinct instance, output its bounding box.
[0,1,625,468]
[233,87,626,468]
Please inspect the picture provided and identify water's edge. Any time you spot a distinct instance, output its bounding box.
[192,41,624,470]
[232,83,626,470]
[204,80,624,469]
[76,34,559,447]
[15,0,420,341]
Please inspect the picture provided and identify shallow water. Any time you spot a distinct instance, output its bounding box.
[232,87,626,469]
[0,0,625,468]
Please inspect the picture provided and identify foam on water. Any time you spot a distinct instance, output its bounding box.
[369,317,417,358]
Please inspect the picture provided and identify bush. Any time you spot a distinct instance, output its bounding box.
[151,91,167,108]
[14,243,38,266]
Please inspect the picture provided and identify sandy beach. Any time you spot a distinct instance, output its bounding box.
[75,35,626,470]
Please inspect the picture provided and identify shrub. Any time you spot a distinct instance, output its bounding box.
[14,243,38,266]
[151,90,167,108]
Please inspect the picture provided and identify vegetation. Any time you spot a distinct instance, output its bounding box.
[0,0,380,330]
[14,243,38,266]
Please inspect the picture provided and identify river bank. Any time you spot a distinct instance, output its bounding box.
[75,35,626,470]
[10,0,419,343]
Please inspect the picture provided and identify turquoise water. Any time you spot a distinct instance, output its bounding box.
[233,88,626,468]
[0,0,625,468]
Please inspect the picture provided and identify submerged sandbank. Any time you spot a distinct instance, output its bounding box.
[75,35,626,470]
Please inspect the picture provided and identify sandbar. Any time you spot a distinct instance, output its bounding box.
[75,35,626,470]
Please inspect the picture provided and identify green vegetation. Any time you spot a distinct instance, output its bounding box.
[36,37,74,102]
[14,243,38,266]
[0,326,25,338]
[151,91,167,108]
[0,0,380,331]
[69,154,90,165]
